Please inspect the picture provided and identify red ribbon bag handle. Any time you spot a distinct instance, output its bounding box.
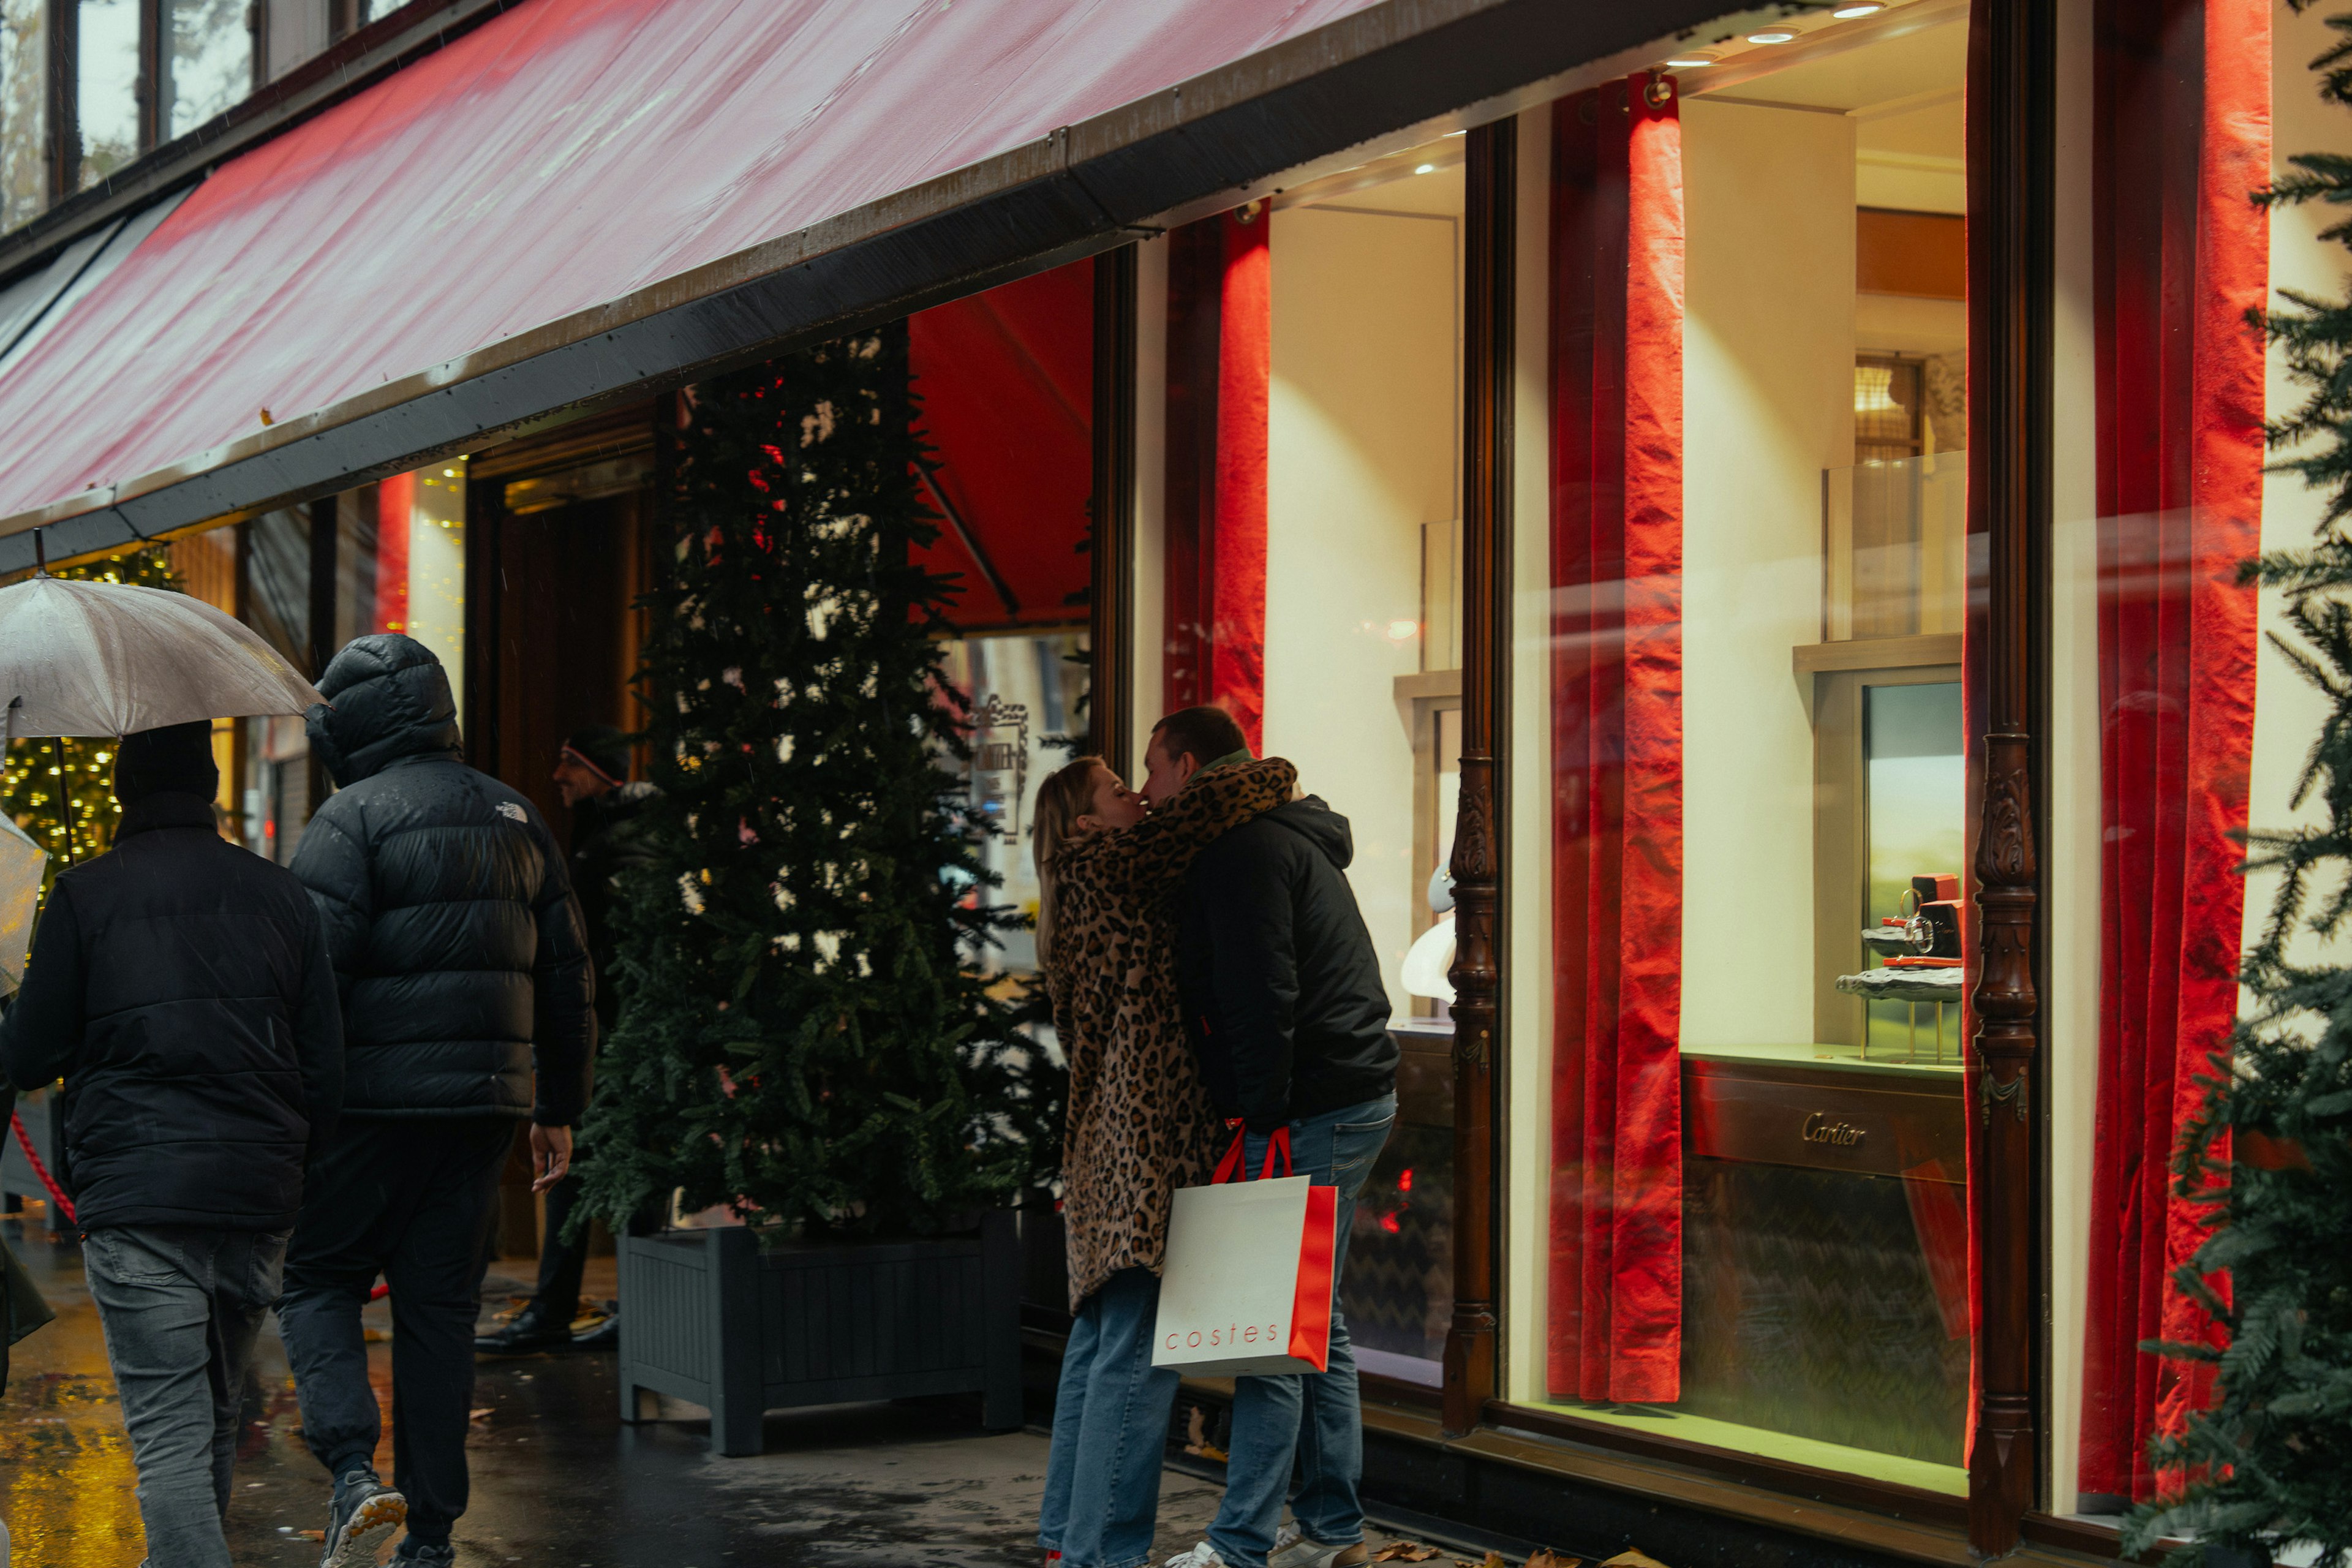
[1213,1120,1294,1184]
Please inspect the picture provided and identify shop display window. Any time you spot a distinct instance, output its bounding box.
[75,0,138,188]
[1159,137,1469,1382]
[1506,6,1973,1491]
[941,631,1088,976]
[0,0,42,231]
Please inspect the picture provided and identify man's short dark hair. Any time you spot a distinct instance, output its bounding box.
[1152,705,1248,767]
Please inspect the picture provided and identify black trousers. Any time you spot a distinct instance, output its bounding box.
[531,1169,589,1322]
[278,1117,511,1547]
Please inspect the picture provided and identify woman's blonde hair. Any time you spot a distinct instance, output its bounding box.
[1031,755,1104,974]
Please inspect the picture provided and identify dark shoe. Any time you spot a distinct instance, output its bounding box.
[570,1308,619,1351]
[321,1469,406,1567]
[473,1300,570,1355]
[393,1540,456,1565]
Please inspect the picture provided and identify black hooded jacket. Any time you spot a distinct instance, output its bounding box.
[1174,793,1399,1132]
[0,793,345,1231]
[290,635,593,1125]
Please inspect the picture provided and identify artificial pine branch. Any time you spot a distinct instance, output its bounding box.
[575,326,1054,1238]
[2125,18,2352,1560]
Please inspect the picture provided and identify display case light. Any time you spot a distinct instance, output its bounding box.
[1414,163,1436,175]
[1664,54,1717,68]
[1746,24,1801,43]
[1831,2,1887,15]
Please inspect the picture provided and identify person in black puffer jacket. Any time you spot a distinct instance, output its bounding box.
[0,720,343,1568]
[274,634,592,1568]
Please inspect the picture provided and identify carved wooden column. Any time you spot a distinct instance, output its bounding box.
[1089,244,1139,775]
[1965,0,2052,1551]
[1444,116,1514,1440]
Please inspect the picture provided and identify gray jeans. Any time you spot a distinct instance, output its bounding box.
[82,1226,288,1568]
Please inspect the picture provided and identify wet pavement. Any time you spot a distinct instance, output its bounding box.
[0,1216,1407,1567]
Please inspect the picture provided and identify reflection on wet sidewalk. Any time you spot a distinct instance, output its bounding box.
[0,1216,1248,1566]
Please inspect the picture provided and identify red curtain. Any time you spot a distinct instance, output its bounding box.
[1547,76,1686,1405]
[1163,207,1272,751]
[2079,0,2267,1504]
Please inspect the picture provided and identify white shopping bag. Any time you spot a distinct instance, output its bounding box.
[1153,1129,1338,1378]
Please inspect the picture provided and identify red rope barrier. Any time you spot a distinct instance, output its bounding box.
[10,1109,75,1226]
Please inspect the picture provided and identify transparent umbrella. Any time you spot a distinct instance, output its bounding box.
[0,571,322,741]
[0,815,40,996]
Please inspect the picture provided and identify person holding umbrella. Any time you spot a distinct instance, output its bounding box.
[0,721,345,1568]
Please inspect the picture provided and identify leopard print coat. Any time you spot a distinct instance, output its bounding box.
[1046,756,1297,1310]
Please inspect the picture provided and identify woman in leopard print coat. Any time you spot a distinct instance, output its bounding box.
[1031,751,1295,1568]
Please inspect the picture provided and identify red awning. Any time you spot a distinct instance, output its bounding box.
[911,260,1095,629]
[0,0,1378,528]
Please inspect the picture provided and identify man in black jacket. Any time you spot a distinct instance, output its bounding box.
[0,721,343,1568]
[477,725,655,1356]
[1144,706,1398,1568]
[276,635,593,1568]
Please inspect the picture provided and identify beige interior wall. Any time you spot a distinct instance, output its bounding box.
[2045,0,2098,1515]
[1679,97,1857,1049]
[1264,195,1460,1016]
[1505,106,1556,1405]
[1130,235,1169,775]
[2247,5,2344,970]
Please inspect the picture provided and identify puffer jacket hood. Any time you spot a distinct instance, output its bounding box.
[1262,797,1355,872]
[308,634,462,788]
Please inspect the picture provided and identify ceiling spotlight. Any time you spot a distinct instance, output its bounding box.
[1664,53,1717,67]
[1747,24,1801,42]
[1414,163,1436,174]
[1831,2,1886,15]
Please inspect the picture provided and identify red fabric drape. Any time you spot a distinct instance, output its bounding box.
[1547,77,1686,1405]
[2079,0,2267,1503]
[1162,208,1271,751]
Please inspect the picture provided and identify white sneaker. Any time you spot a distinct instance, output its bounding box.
[1163,1546,1228,1568]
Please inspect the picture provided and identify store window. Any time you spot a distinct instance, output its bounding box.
[0,0,41,230]
[907,260,1098,974]
[163,0,252,139]
[1152,136,1468,1384]
[76,0,138,188]
[1506,5,1972,1492]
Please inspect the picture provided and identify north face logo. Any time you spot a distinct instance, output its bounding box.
[497,802,526,822]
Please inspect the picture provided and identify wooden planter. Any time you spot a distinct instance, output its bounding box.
[616,1208,1021,1456]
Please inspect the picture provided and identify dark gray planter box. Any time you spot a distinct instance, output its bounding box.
[616,1208,1020,1456]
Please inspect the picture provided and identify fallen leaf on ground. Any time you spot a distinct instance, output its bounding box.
[295,1529,325,1541]
[1599,1552,1671,1568]
[470,1408,492,1420]
[1371,1547,1439,1564]
[1527,1553,1582,1568]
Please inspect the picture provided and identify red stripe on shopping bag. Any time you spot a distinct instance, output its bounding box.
[1287,1183,1337,1372]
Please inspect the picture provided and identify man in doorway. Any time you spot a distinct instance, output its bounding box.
[278,635,593,1567]
[477,725,655,1355]
[1142,706,1399,1568]
[0,722,344,1568]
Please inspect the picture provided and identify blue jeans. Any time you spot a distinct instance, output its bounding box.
[1208,1095,1396,1568]
[81,1225,288,1568]
[1039,1266,1181,1568]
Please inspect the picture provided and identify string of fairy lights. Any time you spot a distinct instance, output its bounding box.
[2,550,183,892]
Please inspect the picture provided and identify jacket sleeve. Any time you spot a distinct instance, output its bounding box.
[293,902,345,1163]
[1079,758,1298,898]
[287,805,372,1006]
[527,823,595,1128]
[0,882,86,1092]
[1203,839,1301,1133]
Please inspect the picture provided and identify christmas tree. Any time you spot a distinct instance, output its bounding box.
[577,326,1041,1238]
[2,548,186,889]
[2125,12,2352,1562]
